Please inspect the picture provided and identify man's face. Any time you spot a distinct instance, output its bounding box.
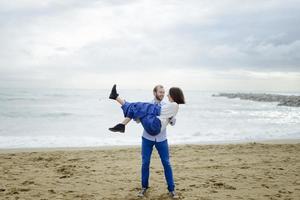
[154,87,165,101]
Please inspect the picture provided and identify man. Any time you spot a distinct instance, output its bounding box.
[137,85,179,199]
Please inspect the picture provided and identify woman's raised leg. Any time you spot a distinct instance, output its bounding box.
[121,117,131,125]
[109,84,125,105]
[116,96,125,106]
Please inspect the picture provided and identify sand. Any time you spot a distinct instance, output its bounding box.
[0,141,299,200]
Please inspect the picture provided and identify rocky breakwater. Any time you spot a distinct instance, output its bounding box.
[212,93,300,107]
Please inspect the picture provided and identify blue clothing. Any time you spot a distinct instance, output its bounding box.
[141,136,175,192]
[121,101,162,136]
[142,100,176,142]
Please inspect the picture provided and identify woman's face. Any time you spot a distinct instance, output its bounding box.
[167,93,174,102]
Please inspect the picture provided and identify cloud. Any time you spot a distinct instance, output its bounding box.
[0,0,299,90]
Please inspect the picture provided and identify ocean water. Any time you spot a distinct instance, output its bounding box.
[0,88,299,148]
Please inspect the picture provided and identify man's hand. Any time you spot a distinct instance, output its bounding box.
[134,118,141,124]
[169,117,176,126]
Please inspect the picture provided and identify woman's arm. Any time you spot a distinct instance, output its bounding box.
[160,102,179,119]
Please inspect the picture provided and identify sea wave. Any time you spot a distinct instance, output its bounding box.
[1,112,75,118]
[0,97,39,101]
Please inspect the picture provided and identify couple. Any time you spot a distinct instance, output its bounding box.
[108,84,185,199]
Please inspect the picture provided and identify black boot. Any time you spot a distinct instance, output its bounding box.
[109,84,119,100]
[108,123,125,133]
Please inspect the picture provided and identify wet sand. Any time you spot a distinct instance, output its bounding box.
[0,141,299,200]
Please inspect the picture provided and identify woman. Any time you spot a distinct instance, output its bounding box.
[108,84,185,135]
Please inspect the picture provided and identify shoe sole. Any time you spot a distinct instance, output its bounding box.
[108,128,125,133]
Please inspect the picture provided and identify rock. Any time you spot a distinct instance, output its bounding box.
[212,93,300,107]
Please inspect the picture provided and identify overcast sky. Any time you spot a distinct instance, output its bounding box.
[0,0,299,91]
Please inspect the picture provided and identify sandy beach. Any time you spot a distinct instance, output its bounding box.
[0,140,299,200]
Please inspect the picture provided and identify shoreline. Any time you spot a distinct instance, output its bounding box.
[1,138,299,154]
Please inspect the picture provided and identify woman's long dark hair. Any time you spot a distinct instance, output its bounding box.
[169,87,185,104]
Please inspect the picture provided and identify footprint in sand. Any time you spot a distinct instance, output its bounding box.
[48,189,56,194]
[212,182,236,190]
[21,180,35,185]
[67,158,82,163]
[240,166,250,169]
[6,187,30,195]
[56,164,77,178]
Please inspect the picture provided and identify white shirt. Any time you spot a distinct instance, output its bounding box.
[157,102,179,131]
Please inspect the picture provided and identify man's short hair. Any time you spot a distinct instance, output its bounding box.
[153,85,164,93]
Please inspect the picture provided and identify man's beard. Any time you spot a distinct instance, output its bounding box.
[155,95,164,101]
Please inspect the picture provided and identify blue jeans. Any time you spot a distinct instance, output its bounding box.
[141,136,175,192]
